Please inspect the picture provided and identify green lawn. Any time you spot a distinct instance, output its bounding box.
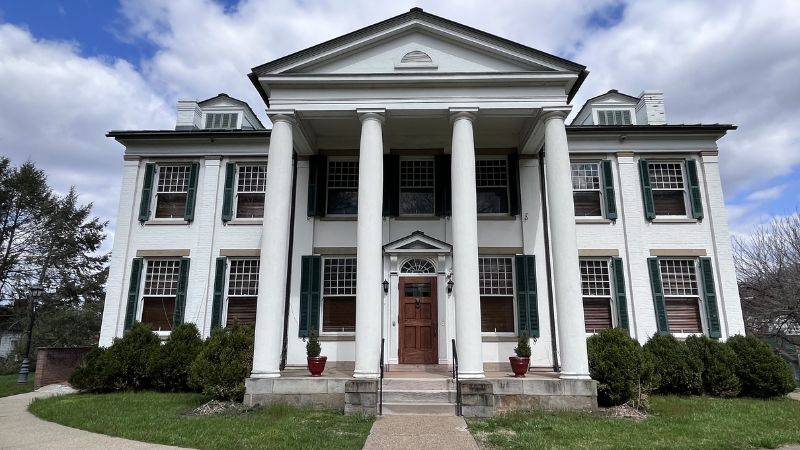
[29,391,374,450]
[468,395,800,450]
[0,373,34,398]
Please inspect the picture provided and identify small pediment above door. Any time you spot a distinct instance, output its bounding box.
[384,231,452,254]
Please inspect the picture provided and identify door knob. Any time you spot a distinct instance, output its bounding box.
[415,298,420,308]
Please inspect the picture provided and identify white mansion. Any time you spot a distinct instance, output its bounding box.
[99,9,745,394]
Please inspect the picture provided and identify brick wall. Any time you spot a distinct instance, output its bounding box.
[34,347,92,388]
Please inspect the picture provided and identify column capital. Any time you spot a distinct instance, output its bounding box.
[267,109,297,125]
[449,107,478,124]
[539,107,570,123]
[357,109,386,124]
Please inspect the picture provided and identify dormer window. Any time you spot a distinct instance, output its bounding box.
[596,109,632,125]
[205,112,239,129]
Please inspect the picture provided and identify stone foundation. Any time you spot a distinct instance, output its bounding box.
[244,377,379,416]
[344,379,379,415]
[459,377,598,417]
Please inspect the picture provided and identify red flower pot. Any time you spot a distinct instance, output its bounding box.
[509,356,530,378]
[307,356,327,377]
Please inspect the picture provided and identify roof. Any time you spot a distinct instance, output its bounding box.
[106,130,271,142]
[197,93,266,129]
[250,7,589,102]
[571,89,641,125]
[566,124,736,139]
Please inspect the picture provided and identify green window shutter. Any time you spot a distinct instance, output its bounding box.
[434,154,451,216]
[307,155,328,217]
[138,163,155,222]
[601,160,618,220]
[173,258,190,326]
[514,255,539,338]
[124,258,144,331]
[647,257,669,334]
[508,154,521,216]
[382,155,399,217]
[685,160,704,220]
[699,257,721,338]
[298,255,322,337]
[210,257,227,330]
[639,159,656,220]
[221,162,235,222]
[611,257,629,330]
[184,162,200,221]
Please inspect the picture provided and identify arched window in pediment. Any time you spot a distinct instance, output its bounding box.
[401,258,436,274]
[400,50,433,64]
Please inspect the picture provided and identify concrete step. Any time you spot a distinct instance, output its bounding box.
[381,402,457,416]
[381,389,456,403]
[381,378,455,391]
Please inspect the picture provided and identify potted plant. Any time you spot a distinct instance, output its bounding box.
[509,332,531,377]
[306,328,327,377]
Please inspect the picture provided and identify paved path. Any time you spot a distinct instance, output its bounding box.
[0,386,185,449]
[789,389,800,401]
[362,415,479,450]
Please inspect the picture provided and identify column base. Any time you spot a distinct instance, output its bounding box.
[559,372,592,380]
[458,370,486,379]
[250,371,281,379]
[352,370,379,379]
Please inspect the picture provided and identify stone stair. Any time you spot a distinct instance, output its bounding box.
[380,377,458,416]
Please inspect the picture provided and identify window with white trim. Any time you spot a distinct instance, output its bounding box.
[155,165,190,219]
[580,259,613,332]
[571,162,603,217]
[399,159,435,216]
[478,256,514,333]
[235,164,267,218]
[226,258,259,326]
[596,109,632,125]
[322,257,357,333]
[400,258,435,274]
[205,113,239,129]
[475,159,509,214]
[649,162,688,216]
[659,259,702,333]
[326,160,359,215]
[141,259,180,331]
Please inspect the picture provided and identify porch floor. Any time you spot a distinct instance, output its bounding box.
[278,366,561,380]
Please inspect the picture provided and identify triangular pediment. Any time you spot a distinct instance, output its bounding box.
[384,231,452,253]
[252,9,584,76]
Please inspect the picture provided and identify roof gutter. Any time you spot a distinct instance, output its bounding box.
[566,69,589,104]
[248,72,271,109]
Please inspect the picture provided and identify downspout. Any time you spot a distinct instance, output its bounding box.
[539,149,560,372]
[279,152,298,370]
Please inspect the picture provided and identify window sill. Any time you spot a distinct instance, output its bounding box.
[225,218,263,225]
[481,335,518,342]
[393,216,441,221]
[477,215,517,221]
[651,217,699,224]
[575,218,613,224]
[319,215,357,221]
[144,219,190,226]
[319,335,355,341]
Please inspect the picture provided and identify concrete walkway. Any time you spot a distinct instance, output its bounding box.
[362,416,478,450]
[0,386,185,449]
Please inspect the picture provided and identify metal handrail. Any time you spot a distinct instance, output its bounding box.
[379,337,385,415]
[451,338,462,416]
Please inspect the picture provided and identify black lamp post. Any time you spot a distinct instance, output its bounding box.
[17,284,44,385]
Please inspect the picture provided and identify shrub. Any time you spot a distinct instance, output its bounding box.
[0,355,20,375]
[685,335,740,397]
[69,347,112,391]
[726,335,796,398]
[148,323,204,392]
[587,327,659,407]
[306,328,321,358]
[514,332,532,357]
[644,334,703,395]
[190,323,254,401]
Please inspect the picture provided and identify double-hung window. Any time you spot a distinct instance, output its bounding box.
[235,164,267,218]
[141,259,181,331]
[155,165,191,219]
[399,159,435,216]
[226,259,259,326]
[322,257,357,333]
[571,162,603,216]
[475,159,509,214]
[478,256,515,333]
[648,162,688,216]
[580,259,613,332]
[326,160,359,215]
[659,259,702,333]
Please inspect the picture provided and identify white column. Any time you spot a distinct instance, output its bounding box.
[251,114,295,378]
[353,110,385,379]
[450,109,485,379]
[542,111,590,380]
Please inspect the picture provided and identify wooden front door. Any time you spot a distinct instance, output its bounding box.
[399,277,438,364]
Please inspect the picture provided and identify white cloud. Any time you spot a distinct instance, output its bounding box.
[745,184,787,202]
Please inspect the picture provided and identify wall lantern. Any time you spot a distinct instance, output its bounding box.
[447,279,454,294]
[382,279,389,293]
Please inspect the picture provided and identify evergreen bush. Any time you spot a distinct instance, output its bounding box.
[685,335,740,397]
[644,334,703,395]
[726,335,796,398]
[514,332,532,358]
[306,328,321,358]
[148,323,204,392]
[69,347,112,391]
[189,323,254,401]
[587,327,659,407]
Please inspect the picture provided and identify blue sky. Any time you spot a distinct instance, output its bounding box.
[0,0,798,246]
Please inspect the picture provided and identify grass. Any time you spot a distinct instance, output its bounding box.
[0,373,34,398]
[468,395,800,450]
[29,391,374,450]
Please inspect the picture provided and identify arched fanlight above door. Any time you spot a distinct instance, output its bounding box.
[400,258,435,274]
